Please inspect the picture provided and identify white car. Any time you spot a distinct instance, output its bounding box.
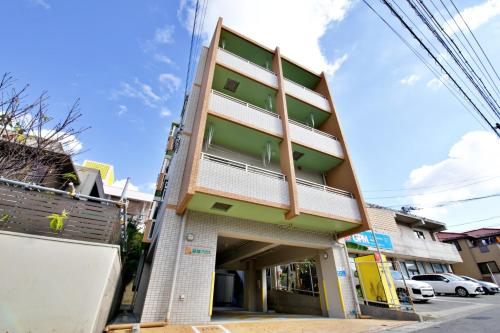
[460,275,500,295]
[412,273,484,297]
[390,270,435,302]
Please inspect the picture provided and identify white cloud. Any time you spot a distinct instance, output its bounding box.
[112,79,162,108]
[159,107,172,118]
[154,54,174,65]
[31,0,51,10]
[444,0,500,35]
[117,105,128,116]
[426,75,447,90]
[400,74,420,86]
[112,178,139,192]
[159,73,181,93]
[406,131,500,218]
[40,129,83,154]
[327,53,349,76]
[155,25,175,44]
[177,0,354,76]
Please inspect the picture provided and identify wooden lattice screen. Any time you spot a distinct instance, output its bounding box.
[0,183,121,245]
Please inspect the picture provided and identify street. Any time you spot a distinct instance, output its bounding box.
[414,306,500,332]
[386,294,500,332]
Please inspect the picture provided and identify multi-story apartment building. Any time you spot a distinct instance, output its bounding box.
[438,228,500,283]
[346,205,462,277]
[136,18,372,324]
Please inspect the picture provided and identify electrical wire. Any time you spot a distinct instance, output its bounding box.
[365,0,500,136]
[364,175,500,199]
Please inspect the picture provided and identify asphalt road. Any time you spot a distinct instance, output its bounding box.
[413,306,500,332]
[385,294,500,332]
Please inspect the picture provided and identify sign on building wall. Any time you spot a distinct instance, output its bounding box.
[184,246,212,256]
[345,231,394,251]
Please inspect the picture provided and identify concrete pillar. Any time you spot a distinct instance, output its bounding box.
[315,256,328,317]
[244,260,256,311]
[270,267,278,290]
[317,247,346,318]
[261,268,268,313]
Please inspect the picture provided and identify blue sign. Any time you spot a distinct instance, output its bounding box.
[337,268,346,277]
[345,231,394,251]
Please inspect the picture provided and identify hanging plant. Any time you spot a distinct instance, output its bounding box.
[47,209,68,231]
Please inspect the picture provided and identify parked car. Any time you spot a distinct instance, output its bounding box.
[460,275,500,295]
[390,270,435,302]
[412,273,484,297]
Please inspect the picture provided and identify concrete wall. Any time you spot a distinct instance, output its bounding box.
[0,231,121,333]
[366,207,461,263]
[268,290,322,316]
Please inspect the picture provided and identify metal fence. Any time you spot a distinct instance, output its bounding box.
[0,182,122,245]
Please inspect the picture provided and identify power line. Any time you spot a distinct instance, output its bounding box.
[365,0,500,136]
[362,0,491,132]
[387,192,500,210]
[446,215,500,228]
[364,173,500,193]
[364,175,500,199]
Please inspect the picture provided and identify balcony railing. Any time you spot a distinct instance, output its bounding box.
[296,178,352,198]
[198,153,289,205]
[296,178,361,221]
[288,119,344,158]
[217,48,278,88]
[209,90,282,136]
[284,78,330,112]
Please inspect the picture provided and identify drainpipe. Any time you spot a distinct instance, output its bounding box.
[339,242,361,317]
[165,212,188,322]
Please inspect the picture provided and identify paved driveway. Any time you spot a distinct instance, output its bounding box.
[413,294,500,320]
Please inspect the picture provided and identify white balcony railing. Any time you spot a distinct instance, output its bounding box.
[296,178,361,221]
[198,153,289,206]
[391,236,462,262]
[288,119,344,158]
[216,48,278,88]
[208,90,282,136]
[284,78,330,112]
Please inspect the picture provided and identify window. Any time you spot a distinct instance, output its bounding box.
[404,261,420,276]
[424,262,434,273]
[432,263,444,273]
[416,261,425,274]
[412,275,429,281]
[477,261,500,275]
[25,165,49,184]
[414,230,425,239]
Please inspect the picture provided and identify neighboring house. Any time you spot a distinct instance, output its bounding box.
[0,133,81,189]
[83,160,115,185]
[103,183,153,230]
[135,18,371,324]
[345,205,462,277]
[437,228,500,283]
[78,160,154,229]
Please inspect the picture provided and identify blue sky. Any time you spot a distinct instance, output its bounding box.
[1,0,499,231]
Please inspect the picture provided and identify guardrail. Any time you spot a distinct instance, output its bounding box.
[201,153,286,181]
[211,90,280,119]
[288,118,338,140]
[296,177,353,198]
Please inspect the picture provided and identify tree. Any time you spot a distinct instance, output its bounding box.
[0,73,88,182]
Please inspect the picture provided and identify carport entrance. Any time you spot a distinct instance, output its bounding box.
[212,235,329,320]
